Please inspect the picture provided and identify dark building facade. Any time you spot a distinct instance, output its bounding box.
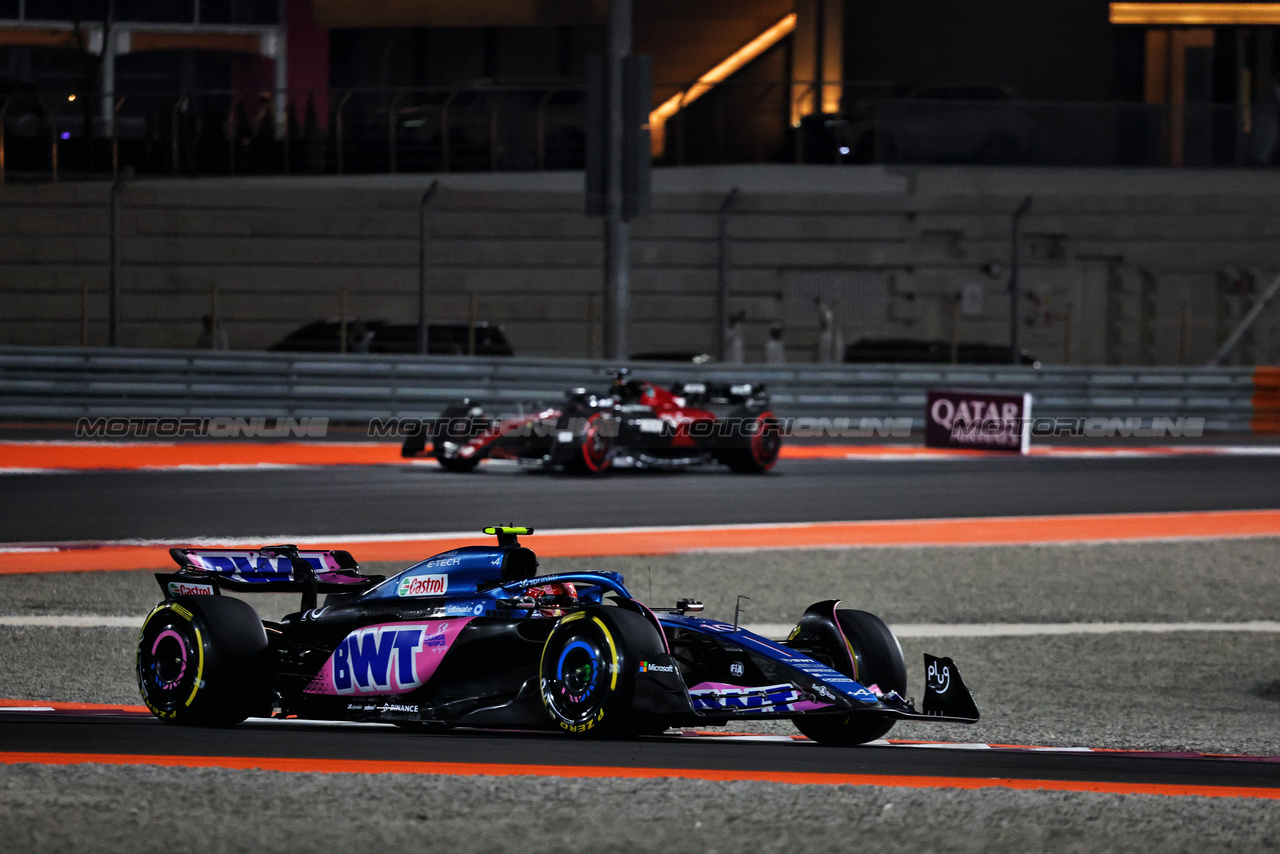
[0,1,1277,172]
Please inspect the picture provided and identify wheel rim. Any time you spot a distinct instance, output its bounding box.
[549,637,605,722]
[581,415,610,471]
[151,629,189,691]
[558,641,600,702]
[138,617,197,714]
[751,414,781,468]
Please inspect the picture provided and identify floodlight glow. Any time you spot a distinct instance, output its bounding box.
[1111,3,1280,24]
[649,13,797,155]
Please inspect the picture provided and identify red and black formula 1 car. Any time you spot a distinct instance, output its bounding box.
[401,370,782,474]
[137,527,979,743]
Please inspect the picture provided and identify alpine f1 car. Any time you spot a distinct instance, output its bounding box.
[138,527,978,744]
[400,369,782,474]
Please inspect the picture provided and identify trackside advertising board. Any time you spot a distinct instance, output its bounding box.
[925,390,1032,454]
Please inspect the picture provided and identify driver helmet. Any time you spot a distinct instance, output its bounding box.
[524,581,578,617]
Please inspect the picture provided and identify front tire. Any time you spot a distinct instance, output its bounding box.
[435,450,483,473]
[793,609,906,746]
[540,609,651,736]
[136,596,270,726]
[432,401,487,472]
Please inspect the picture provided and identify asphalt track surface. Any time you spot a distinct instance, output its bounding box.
[3,713,1278,794]
[5,455,1280,542]
[5,454,1280,802]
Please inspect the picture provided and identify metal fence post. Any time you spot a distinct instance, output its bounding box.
[49,103,58,182]
[489,96,499,171]
[418,180,440,354]
[108,167,133,347]
[0,98,8,184]
[111,96,125,177]
[536,90,553,170]
[226,97,238,175]
[1009,195,1032,364]
[442,89,458,172]
[170,93,185,175]
[334,92,351,174]
[387,92,403,173]
[717,187,739,360]
[281,92,290,174]
[602,0,634,360]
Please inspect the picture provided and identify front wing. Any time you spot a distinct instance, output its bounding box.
[651,617,979,725]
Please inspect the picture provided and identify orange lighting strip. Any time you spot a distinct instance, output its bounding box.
[1111,3,1280,24]
[4,752,1280,798]
[649,13,797,155]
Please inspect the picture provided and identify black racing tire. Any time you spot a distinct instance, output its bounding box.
[563,411,614,475]
[432,402,486,472]
[400,425,429,458]
[136,596,271,726]
[792,609,907,746]
[721,411,782,473]
[539,607,653,736]
[434,451,483,473]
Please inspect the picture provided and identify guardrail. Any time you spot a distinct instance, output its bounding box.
[0,346,1267,434]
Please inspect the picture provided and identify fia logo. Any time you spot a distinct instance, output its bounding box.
[729,661,745,678]
[927,660,951,694]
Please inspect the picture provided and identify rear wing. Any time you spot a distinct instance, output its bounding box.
[158,544,384,611]
[671,381,768,406]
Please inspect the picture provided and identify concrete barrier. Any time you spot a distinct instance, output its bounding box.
[0,345,1263,434]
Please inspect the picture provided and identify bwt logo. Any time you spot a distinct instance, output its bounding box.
[690,684,803,713]
[398,574,448,597]
[192,554,314,577]
[332,626,424,694]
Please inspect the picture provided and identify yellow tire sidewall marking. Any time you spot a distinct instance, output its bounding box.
[138,603,205,716]
[184,625,205,707]
[591,616,619,691]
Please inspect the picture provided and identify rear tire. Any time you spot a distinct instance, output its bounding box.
[793,609,906,746]
[563,412,614,475]
[137,596,270,726]
[721,411,782,473]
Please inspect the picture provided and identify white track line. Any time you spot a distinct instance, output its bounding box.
[0,460,509,476]
[3,446,1280,476]
[0,615,141,628]
[5,615,1280,637]
[5,507,1280,553]
[748,621,1280,638]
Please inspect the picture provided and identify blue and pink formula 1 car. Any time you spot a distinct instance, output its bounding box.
[137,527,978,744]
